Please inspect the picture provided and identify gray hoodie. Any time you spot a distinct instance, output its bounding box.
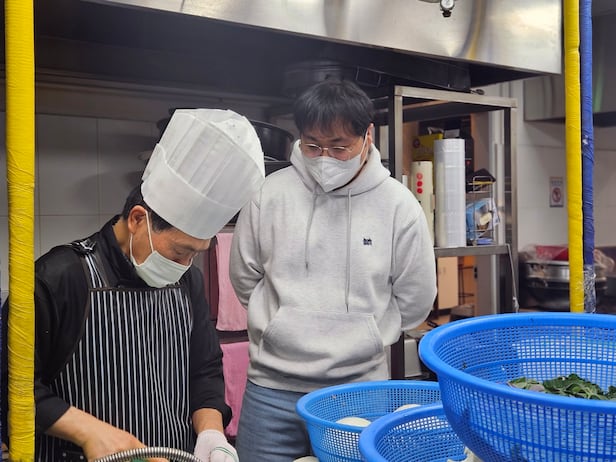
[229,141,437,393]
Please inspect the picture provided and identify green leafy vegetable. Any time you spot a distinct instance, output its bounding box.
[508,377,545,392]
[509,373,616,401]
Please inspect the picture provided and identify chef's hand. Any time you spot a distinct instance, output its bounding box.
[193,430,238,462]
[46,406,168,462]
[81,423,168,462]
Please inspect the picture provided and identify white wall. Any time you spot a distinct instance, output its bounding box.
[0,81,272,295]
[484,79,616,250]
[0,113,154,295]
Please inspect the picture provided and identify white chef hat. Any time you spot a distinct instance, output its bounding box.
[141,108,265,239]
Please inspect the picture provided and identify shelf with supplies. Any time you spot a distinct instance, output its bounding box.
[374,85,519,380]
[466,171,499,246]
[371,84,518,310]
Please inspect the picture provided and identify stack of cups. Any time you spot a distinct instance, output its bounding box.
[434,138,466,248]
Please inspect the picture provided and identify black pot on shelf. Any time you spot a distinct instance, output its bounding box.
[250,120,294,161]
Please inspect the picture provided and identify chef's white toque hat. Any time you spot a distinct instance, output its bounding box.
[142,108,265,239]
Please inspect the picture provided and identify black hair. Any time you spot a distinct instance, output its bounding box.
[293,79,374,137]
[121,184,173,232]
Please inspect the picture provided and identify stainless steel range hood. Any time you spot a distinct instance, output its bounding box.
[96,0,562,77]
[524,12,616,126]
[22,0,562,98]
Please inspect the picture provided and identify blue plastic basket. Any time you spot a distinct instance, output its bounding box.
[296,380,441,462]
[359,403,467,462]
[419,312,616,462]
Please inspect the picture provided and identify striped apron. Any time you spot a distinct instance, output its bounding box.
[37,241,194,460]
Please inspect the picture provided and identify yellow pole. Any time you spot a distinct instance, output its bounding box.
[5,0,36,459]
[563,0,584,313]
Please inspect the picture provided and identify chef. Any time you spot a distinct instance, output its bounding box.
[2,109,264,461]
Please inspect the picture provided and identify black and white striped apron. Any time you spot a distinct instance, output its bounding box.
[37,243,194,461]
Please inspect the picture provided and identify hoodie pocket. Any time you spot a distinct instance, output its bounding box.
[257,306,385,381]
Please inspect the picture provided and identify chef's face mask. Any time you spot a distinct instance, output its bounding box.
[303,132,369,192]
[129,211,191,288]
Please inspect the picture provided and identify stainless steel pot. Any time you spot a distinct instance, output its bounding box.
[521,260,608,310]
[281,59,352,98]
[522,260,607,283]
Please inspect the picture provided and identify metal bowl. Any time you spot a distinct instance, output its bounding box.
[522,279,608,311]
[522,260,607,284]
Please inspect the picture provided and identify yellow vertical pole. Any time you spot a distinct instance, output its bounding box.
[563,0,584,313]
[5,0,36,459]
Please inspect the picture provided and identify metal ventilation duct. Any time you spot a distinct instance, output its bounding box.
[524,12,616,126]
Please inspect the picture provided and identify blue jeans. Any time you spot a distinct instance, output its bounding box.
[235,381,313,462]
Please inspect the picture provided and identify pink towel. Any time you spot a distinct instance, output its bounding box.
[215,233,247,331]
[221,341,249,438]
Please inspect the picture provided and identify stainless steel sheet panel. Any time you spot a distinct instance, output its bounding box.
[98,0,562,75]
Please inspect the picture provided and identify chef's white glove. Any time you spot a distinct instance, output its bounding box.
[194,430,239,462]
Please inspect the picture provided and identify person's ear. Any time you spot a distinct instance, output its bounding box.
[127,205,148,234]
[367,123,375,144]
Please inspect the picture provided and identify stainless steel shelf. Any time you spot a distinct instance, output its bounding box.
[434,244,509,258]
[374,84,519,380]
[378,84,518,315]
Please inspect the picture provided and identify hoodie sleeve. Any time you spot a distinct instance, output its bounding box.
[229,194,264,307]
[392,203,437,331]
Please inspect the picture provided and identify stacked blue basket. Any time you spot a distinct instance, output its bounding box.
[419,312,616,462]
[359,403,467,462]
[296,380,441,462]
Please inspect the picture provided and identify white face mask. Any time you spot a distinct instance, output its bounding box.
[130,212,191,288]
[303,135,369,192]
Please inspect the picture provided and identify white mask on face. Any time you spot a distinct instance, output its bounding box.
[303,134,369,192]
[129,212,191,288]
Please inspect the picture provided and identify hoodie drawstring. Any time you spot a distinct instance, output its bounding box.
[304,191,318,273]
[345,189,352,312]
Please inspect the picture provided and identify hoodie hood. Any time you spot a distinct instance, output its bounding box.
[290,140,391,195]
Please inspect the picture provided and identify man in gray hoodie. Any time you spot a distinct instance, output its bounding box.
[229,79,437,461]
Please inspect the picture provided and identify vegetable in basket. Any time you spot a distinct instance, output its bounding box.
[508,373,616,400]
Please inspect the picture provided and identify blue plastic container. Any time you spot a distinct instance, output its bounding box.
[419,312,616,462]
[296,380,441,462]
[359,403,467,462]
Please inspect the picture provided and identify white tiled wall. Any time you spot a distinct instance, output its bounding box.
[487,80,616,250]
[0,113,157,292]
[0,83,269,294]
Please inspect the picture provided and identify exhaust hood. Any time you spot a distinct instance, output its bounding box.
[524,12,616,127]
[94,0,562,76]
[17,0,562,98]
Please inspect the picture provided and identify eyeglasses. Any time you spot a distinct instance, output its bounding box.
[300,134,367,161]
